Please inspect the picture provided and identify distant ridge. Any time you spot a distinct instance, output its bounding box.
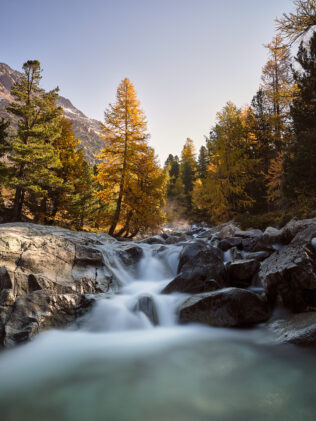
[0,62,104,164]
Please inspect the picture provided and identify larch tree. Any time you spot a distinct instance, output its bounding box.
[96,78,151,236]
[276,0,316,44]
[179,138,197,212]
[6,60,63,221]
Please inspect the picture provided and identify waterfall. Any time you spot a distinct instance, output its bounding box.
[81,243,186,332]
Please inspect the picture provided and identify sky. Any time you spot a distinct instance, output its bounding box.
[1,0,295,164]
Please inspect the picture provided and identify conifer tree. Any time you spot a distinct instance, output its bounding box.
[179,138,197,212]
[0,118,10,183]
[284,31,316,198]
[96,78,152,236]
[197,145,208,179]
[6,60,63,221]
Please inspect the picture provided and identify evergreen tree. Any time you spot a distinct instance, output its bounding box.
[197,145,208,179]
[179,138,197,211]
[284,31,316,198]
[0,118,10,182]
[6,60,63,221]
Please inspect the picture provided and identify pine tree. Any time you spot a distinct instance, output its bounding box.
[6,60,63,221]
[0,118,10,182]
[179,138,197,212]
[284,31,316,198]
[197,145,208,179]
[96,78,151,236]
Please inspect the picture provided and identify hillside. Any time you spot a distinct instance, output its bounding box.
[0,62,104,163]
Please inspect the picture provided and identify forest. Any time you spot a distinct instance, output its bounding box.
[0,0,316,236]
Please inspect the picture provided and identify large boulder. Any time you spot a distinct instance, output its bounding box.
[226,259,259,288]
[177,242,226,286]
[263,226,283,245]
[0,223,123,346]
[218,237,242,251]
[179,287,270,327]
[258,243,316,312]
[162,270,219,294]
[291,223,316,245]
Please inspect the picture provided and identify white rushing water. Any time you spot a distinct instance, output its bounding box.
[1,239,316,421]
[81,243,187,332]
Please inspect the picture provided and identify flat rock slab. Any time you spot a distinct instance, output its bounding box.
[268,312,316,345]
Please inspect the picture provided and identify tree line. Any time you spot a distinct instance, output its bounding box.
[0,62,166,236]
[164,0,316,227]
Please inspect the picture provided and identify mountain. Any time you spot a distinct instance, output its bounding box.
[0,62,104,164]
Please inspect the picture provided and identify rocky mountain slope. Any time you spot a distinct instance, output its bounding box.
[0,62,104,163]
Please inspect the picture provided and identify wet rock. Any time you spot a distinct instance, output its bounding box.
[0,266,13,290]
[179,287,270,327]
[218,237,242,251]
[135,295,159,325]
[227,259,259,288]
[268,312,316,345]
[162,270,219,294]
[258,243,316,312]
[118,245,144,266]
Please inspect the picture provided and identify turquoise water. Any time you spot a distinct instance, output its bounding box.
[0,326,315,421]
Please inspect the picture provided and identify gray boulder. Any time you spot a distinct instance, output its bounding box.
[179,287,270,327]
[162,270,219,294]
[227,259,259,288]
[218,237,242,251]
[135,295,159,325]
[281,217,316,244]
[258,243,316,312]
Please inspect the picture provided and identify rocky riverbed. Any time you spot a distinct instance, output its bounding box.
[0,218,316,420]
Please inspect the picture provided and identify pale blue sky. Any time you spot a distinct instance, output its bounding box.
[1,0,294,163]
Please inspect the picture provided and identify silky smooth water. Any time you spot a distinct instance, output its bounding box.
[0,241,315,421]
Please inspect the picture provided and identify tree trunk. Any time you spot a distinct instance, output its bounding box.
[116,210,133,237]
[12,186,24,221]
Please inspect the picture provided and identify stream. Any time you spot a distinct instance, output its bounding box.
[0,239,316,420]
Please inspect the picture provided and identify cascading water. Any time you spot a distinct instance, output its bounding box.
[1,236,316,421]
[81,243,187,332]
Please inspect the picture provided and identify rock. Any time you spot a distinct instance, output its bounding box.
[291,223,316,245]
[162,270,219,294]
[242,251,271,262]
[268,312,316,345]
[179,287,270,327]
[218,223,240,240]
[135,295,159,325]
[165,233,187,244]
[218,237,242,251]
[3,291,88,347]
[240,237,274,253]
[117,245,144,266]
[263,226,283,245]
[281,217,316,244]
[177,243,226,286]
[258,243,316,312]
[227,259,259,288]
[139,235,166,245]
[0,222,127,346]
[234,229,263,239]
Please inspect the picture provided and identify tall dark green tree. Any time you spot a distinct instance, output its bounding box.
[197,145,208,179]
[6,60,63,221]
[0,118,10,182]
[284,31,316,198]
